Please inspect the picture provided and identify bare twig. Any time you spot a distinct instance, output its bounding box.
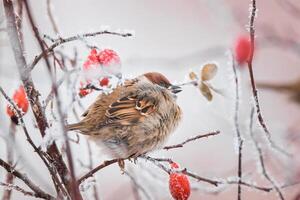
[1,123,16,200]
[23,1,82,198]
[0,158,55,200]
[231,53,243,200]
[140,155,219,186]
[247,0,289,157]
[0,182,39,198]
[249,108,285,200]
[163,131,220,150]
[16,0,23,48]
[3,1,70,196]
[29,30,132,71]
[0,86,64,196]
[78,158,121,184]
[43,68,79,109]
[86,141,100,200]
[46,0,59,34]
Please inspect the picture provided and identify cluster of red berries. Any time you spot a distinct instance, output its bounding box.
[169,162,191,200]
[79,48,120,97]
[6,86,29,124]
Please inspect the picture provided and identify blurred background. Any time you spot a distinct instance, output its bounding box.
[0,0,300,199]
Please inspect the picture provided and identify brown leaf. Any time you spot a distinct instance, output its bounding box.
[189,71,198,80]
[199,82,213,101]
[201,63,218,81]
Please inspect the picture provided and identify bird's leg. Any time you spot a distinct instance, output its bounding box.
[128,153,140,164]
[118,159,125,174]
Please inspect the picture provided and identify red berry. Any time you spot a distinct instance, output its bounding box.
[6,105,14,118]
[78,89,90,97]
[169,162,191,200]
[99,77,109,87]
[6,86,29,121]
[234,35,251,64]
[98,49,120,66]
[83,49,101,71]
[78,81,93,98]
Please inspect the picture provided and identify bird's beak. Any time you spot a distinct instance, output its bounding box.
[169,85,182,94]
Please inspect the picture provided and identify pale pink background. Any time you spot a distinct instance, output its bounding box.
[0,0,300,199]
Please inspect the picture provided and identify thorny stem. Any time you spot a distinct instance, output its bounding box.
[247,0,290,156]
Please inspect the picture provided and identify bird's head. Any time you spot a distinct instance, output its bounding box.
[143,72,182,94]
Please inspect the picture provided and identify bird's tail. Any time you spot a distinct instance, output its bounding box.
[66,122,84,131]
[256,82,292,91]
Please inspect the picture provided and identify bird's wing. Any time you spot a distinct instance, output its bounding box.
[80,79,157,129]
[102,94,157,127]
[81,79,137,118]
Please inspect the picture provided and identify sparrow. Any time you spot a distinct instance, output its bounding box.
[257,78,300,103]
[67,72,182,158]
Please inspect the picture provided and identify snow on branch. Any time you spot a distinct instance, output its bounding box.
[0,158,55,200]
[28,29,133,71]
[163,130,220,150]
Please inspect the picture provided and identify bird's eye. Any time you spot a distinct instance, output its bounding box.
[159,82,170,88]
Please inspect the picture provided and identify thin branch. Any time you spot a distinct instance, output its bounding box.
[163,131,220,150]
[231,53,243,200]
[3,1,70,196]
[29,30,132,71]
[249,108,285,200]
[0,86,64,196]
[1,123,16,200]
[78,158,121,184]
[86,141,100,200]
[23,1,82,198]
[0,158,55,200]
[221,179,300,193]
[140,155,219,186]
[46,0,59,34]
[43,68,79,109]
[247,0,289,157]
[0,182,39,198]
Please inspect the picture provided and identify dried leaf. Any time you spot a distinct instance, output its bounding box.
[201,63,218,81]
[189,71,198,80]
[199,82,213,101]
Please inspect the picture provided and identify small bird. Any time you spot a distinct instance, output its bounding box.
[257,78,300,103]
[68,72,182,159]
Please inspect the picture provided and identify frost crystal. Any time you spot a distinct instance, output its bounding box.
[80,177,96,192]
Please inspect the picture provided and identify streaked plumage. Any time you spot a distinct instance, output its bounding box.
[68,72,182,158]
